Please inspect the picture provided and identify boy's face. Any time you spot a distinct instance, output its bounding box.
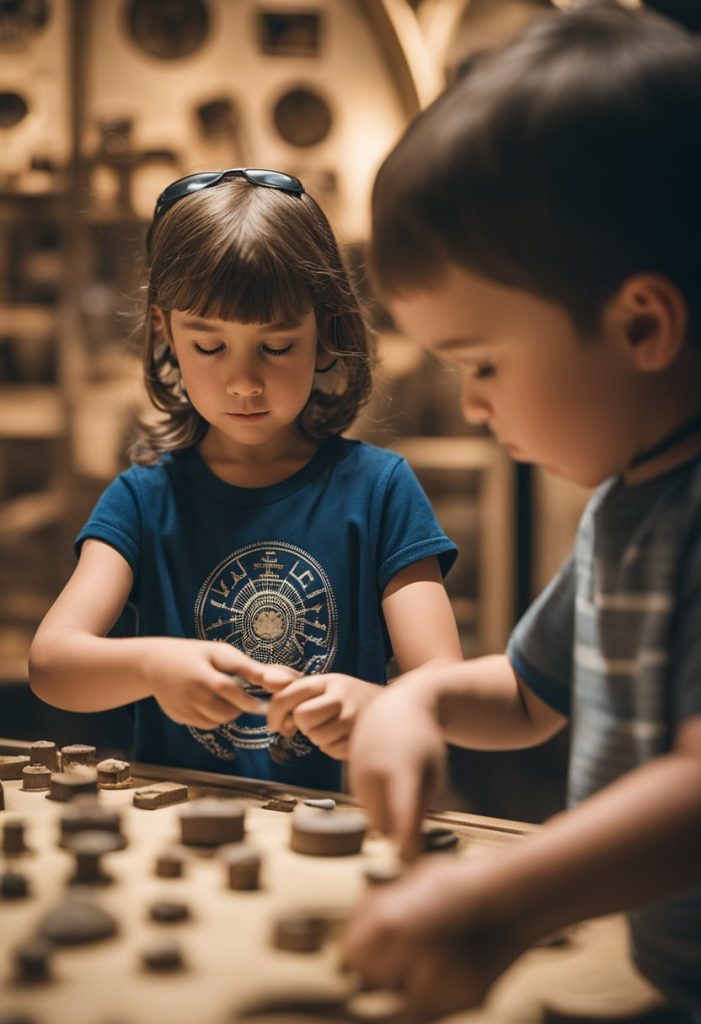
[389,265,640,488]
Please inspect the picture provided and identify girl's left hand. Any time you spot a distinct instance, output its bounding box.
[262,673,380,759]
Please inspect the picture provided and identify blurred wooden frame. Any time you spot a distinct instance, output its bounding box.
[392,436,515,653]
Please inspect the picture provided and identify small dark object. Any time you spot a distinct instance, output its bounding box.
[149,899,190,923]
[421,826,459,853]
[38,897,118,944]
[13,937,53,983]
[141,938,184,971]
[0,869,30,900]
[3,818,30,856]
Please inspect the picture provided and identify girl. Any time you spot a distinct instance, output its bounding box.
[29,167,461,790]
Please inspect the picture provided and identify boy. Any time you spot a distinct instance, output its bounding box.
[338,3,701,1019]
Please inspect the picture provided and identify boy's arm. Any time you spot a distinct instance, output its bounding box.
[341,714,701,1018]
[29,539,285,726]
[348,655,566,858]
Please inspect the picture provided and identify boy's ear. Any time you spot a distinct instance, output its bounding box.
[607,275,687,372]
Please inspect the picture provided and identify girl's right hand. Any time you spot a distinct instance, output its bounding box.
[143,638,296,729]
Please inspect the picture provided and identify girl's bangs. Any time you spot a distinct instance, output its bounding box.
[155,241,316,325]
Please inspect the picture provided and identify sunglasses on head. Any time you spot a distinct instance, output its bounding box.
[152,167,305,221]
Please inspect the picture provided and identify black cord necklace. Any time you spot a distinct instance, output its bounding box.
[628,410,701,469]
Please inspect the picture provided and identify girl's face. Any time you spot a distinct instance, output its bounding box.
[163,308,325,458]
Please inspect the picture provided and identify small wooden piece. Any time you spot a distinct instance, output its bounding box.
[273,912,325,953]
[2,818,30,856]
[290,808,368,857]
[140,938,184,971]
[421,826,459,853]
[303,798,336,811]
[21,764,51,791]
[29,740,58,771]
[60,744,96,768]
[155,848,186,878]
[66,830,122,885]
[179,798,245,846]
[133,781,189,810]
[38,897,118,944]
[1,869,30,900]
[96,758,131,787]
[0,755,30,780]
[59,800,126,849]
[48,766,99,802]
[13,937,52,983]
[262,795,297,812]
[221,843,262,890]
[149,899,190,923]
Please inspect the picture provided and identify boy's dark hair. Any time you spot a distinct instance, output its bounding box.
[371,2,701,339]
[130,178,373,463]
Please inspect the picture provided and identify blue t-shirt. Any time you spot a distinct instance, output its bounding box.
[77,437,457,791]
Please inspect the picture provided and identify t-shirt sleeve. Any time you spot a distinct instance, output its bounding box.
[375,457,458,593]
[671,520,701,726]
[506,554,576,717]
[74,471,142,574]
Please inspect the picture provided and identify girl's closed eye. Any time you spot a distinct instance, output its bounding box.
[193,342,225,356]
[262,342,294,357]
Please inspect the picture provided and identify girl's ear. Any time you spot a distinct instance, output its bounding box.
[607,274,687,373]
[150,305,168,337]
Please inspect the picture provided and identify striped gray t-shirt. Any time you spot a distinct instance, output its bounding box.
[508,455,701,1009]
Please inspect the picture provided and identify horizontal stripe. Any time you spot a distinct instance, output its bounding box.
[574,643,669,674]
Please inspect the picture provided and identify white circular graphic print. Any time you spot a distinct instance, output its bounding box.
[189,542,337,760]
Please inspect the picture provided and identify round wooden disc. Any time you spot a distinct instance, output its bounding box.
[290,808,368,857]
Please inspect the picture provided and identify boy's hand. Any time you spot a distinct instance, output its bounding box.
[340,857,523,1021]
[347,681,445,861]
[264,674,381,759]
[144,638,296,729]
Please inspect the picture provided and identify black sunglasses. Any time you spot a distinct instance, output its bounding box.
[153,167,305,221]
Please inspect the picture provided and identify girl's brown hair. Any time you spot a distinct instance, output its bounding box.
[130,177,374,464]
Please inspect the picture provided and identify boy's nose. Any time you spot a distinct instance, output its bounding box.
[461,383,491,426]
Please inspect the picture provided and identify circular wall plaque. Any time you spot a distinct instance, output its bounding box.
[273,87,333,148]
[125,0,209,60]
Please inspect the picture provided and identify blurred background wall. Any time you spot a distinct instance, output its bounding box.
[1,0,694,820]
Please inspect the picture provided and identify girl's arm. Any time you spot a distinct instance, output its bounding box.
[381,555,462,671]
[265,557,463,757]
[29,539,287,727]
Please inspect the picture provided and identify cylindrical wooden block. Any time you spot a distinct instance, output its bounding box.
[290,808,368,857]
[273,913,325,953]
[0,755,30,780]
[48,767,99,802]
[59,801,125,849]
[96,758,130,785]
[221,843,262,890]
[179,799,245,846]
[155,848,186,879]
[60,745,96,769]
[30,740,59,771]
[22,764,52,791]
[2,818,29,855]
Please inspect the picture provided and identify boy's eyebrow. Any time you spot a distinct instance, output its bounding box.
[433,335,483,351]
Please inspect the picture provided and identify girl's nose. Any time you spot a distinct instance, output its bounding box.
[226,363,263,396]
